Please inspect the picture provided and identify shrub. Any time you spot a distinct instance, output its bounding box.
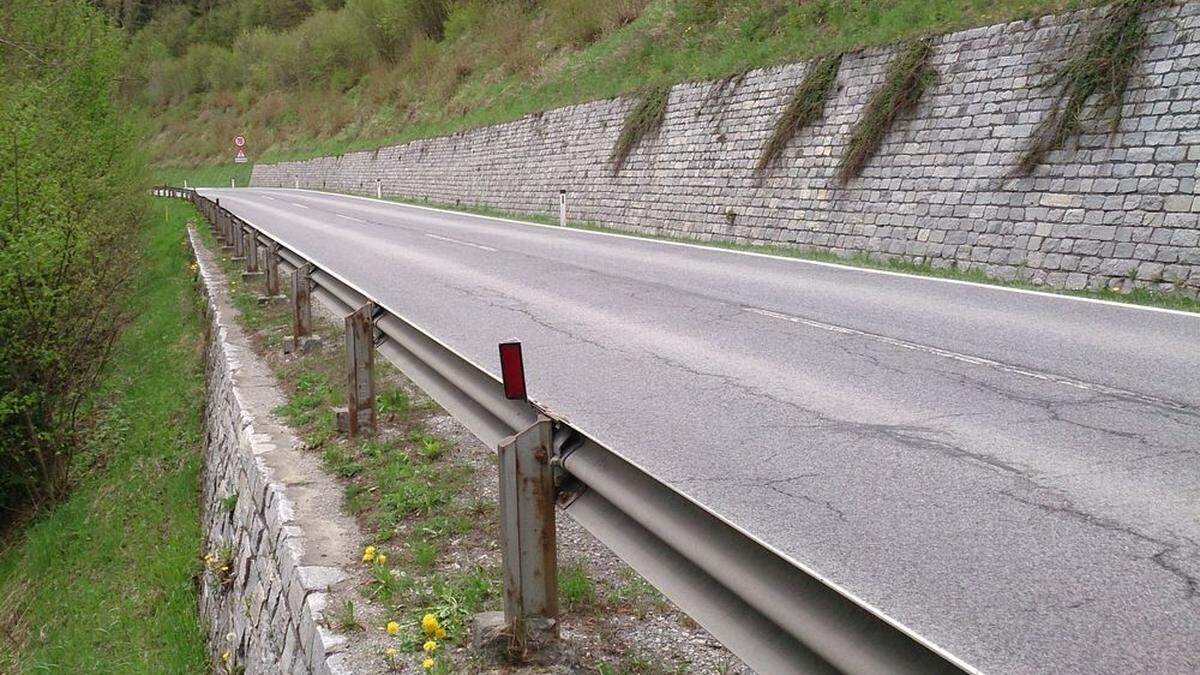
[0,1,146,521]
[545,0,646,48]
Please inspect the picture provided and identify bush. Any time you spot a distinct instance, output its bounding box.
[545,0,645,48]
[346,0,445,62]
[0,1,146,522]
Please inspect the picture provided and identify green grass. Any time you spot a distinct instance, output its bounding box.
[0,198,207,672]
[155,163,253,188]
[559,562,597,610]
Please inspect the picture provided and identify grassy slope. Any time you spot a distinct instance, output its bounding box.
[150,0,1103,167]
[0,199,207,673]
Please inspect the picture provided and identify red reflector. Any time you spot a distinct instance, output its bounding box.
[498,341,527,400]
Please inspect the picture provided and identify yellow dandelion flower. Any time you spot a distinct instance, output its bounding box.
[374,553,387,565]
[221,650,231,662]
[423,640,437,653]
[362,545,377,562]
[422,657,435,670]
[421,613,440,636]
[385,621,399,636]
[434,626,446,639]
[384,647,398,657]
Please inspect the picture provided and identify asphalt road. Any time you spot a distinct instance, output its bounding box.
[200,188,1200,674]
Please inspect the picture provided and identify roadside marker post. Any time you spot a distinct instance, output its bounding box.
[376,178,382,199]
[559,189,567,227]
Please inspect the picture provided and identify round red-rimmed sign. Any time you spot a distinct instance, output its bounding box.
[233,135,246,147]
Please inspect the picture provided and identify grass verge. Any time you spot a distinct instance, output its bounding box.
[155,163,254,189]
[0,198,207,672]
[191,221,497,671]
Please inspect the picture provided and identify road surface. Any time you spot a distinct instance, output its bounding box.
[200,187,1200,674]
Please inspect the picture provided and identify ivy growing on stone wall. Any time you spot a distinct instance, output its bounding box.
[1013,0,1164,176]
[755,54,843,176]
[610,84,671,173]
[837,39,937,184]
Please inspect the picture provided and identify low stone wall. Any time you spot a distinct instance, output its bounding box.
[192,227,360,674]
[253,1,1200,296]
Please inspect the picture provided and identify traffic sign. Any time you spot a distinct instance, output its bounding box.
[234,147,247,163]
[234,135,246,147]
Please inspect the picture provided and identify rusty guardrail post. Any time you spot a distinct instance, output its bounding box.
[242,229,261,279]
[473,341,557,654]
[231,219,246,261]
[284,263,319,354]
[259,242,285,302]
[494,416,558,647]
[336,304,377,437]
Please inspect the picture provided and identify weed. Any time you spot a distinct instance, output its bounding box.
[377,388,412,417]
[410,540,439,569]
[559,562,596,610]
[412,431,448,460]
[610,84,671,173]
[837,39,936,184]
[330,599,365,632]
[221,493,238,514]
[755,53,842,175]
[1013,0,1163,176]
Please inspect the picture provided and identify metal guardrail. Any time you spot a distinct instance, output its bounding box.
[155,185,977,675]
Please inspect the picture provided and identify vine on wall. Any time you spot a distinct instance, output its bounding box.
[610,84,671,173]
[837,39,937,184]
[1014,0,1164,176]
[755,54,843,176]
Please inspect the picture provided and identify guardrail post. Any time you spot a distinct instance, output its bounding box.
[231,220,246,261]
[284,263,319,354]
[489,415,558,649]
[241,229,262,281]
[219,212,233,253]
[336,304,376,437]
[259,243,285,302]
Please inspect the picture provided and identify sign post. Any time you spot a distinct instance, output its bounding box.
[234,134,247,165]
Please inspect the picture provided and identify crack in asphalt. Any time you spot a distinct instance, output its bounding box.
[1002,490,1199,600]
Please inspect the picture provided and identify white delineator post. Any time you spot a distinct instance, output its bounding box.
[376,178,382,199]
[559,189,566,227]
[231,177,235,188]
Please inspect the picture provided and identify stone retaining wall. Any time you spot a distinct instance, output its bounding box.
[192,227,360,675]
[253,1,1200,296]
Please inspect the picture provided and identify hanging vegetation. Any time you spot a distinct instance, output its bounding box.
[1013,0,1164,176]
[837,39,936,184]
[610,84,671,173]
[755,54,843,176]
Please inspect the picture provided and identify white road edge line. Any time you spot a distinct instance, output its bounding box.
[336,213,364,222]
[745,306,1190,411]
[424,232,497,252]
[275,188,1198,319]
